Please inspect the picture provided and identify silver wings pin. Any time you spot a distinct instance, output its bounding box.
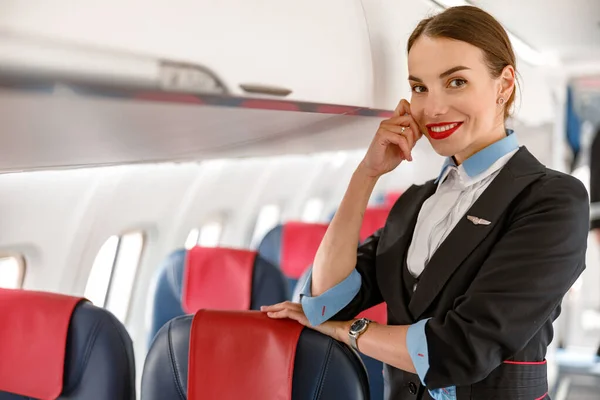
[467,215,491,226]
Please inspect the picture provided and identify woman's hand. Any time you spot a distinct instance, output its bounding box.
[261,302,351,344]
[359,99,422,178]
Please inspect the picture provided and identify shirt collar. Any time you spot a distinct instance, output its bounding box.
[435,129,519,184]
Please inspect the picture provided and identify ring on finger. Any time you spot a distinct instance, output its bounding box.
[400,126,406,134]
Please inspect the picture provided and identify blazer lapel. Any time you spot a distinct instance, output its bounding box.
[408,147,545,319]
[377,180,436,323]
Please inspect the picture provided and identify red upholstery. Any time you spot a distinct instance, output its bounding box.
[359,208,392,324]
[0,289,83,399]
[359,206,391,242]
[356,303,387,324]
[188,310,303,400]
[385,191,403,207]
[281,222,328,279]
[182,247,255,313]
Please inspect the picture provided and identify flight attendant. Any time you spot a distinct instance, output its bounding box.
[262,5,589,400]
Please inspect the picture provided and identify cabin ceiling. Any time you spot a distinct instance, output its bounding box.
[475,0,600,65]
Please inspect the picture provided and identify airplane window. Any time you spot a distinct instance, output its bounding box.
[301,198,324,222]
[185,228,200,250]
[198,221,223,247]
[84,235,119,307]
[105,232,145,323]
[84,232,145,323]
[0,255,25,289]
[250,204,281,248]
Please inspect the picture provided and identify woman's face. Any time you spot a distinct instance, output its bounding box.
[407,35,514,162]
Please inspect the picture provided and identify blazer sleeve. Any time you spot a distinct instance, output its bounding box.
[329,229,384,321]
[421,174,589,389]
[299,228,383,325]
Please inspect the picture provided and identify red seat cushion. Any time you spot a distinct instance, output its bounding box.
[182,247,256,313]
[359,207,391,242]
[281,222,328,279]
[0,289,83,399]
[188,310,303,400]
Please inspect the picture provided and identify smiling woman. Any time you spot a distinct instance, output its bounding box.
[263,5,589,400]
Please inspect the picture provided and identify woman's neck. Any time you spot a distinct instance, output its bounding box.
[453,123,507,165]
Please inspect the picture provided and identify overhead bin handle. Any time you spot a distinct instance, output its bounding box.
[239,83,292,97]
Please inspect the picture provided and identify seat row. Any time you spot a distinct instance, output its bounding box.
[0,289,368,400]
[147,203,396,399]
[0,201,399,399]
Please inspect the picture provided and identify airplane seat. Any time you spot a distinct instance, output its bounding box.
[290,205,392,400]
[149,248,186,346]
[360,205,392,243]
[148,246,289,344]
[257,222,328,295]
[0,289,135,400]
[141,310,370,400]
[292,268,387,400]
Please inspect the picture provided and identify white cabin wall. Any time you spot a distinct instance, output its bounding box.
[359,0,440,109]
[0,169,103,291]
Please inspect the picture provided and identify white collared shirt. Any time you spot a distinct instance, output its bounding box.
[406,148,519,278]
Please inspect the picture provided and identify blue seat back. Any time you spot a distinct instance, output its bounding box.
[257,222,328,296]
[149,248,289,344]
[0,301,136,400]
[293,269,385,400]
[141,315,369,399]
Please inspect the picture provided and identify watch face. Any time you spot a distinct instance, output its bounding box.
[351,319,368,333]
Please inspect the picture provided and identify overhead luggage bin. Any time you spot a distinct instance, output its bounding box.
[0,0,374,107]
[0,29,391,173]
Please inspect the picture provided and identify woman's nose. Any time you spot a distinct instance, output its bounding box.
[423,95,448,119]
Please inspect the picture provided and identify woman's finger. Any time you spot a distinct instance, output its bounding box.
[261,301,303,313]
[381,125,415,150]
[384,115,422,140]
[267,309,309,326]
[393,99,411,117]
[380,130,412,161]
[260,304,284,312]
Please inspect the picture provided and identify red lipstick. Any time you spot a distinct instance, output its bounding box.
[426,121,463,140]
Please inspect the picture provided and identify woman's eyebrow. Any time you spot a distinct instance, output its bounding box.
[408,66,471,82]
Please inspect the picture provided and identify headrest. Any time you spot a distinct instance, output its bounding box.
[189,311,302,399]
[149,247,290,344]
[258,222,328,279]
[182,247,255,313]
[142,312,369,400]
[359,206,391,242]
[0,289,83,399]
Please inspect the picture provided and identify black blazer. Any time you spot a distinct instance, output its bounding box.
[332,147,589,400]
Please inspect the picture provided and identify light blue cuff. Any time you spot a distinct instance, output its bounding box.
[407,318,457,400]
[299,269,362,326]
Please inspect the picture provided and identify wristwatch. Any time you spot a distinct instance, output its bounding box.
[348,318,372,352]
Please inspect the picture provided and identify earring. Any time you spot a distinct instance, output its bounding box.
[497,98,505,105]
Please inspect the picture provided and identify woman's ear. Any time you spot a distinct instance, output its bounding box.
[498,65,516,101]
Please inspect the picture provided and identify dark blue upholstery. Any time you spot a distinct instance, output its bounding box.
[148,248,289,345]
[0,301,136,400]
[256,224,308,296]
[141,315,369,399]
[293,268,385,400]
[256,224,283,272]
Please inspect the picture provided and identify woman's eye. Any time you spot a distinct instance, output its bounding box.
[449,79,467,88]
[412,85,427,93]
